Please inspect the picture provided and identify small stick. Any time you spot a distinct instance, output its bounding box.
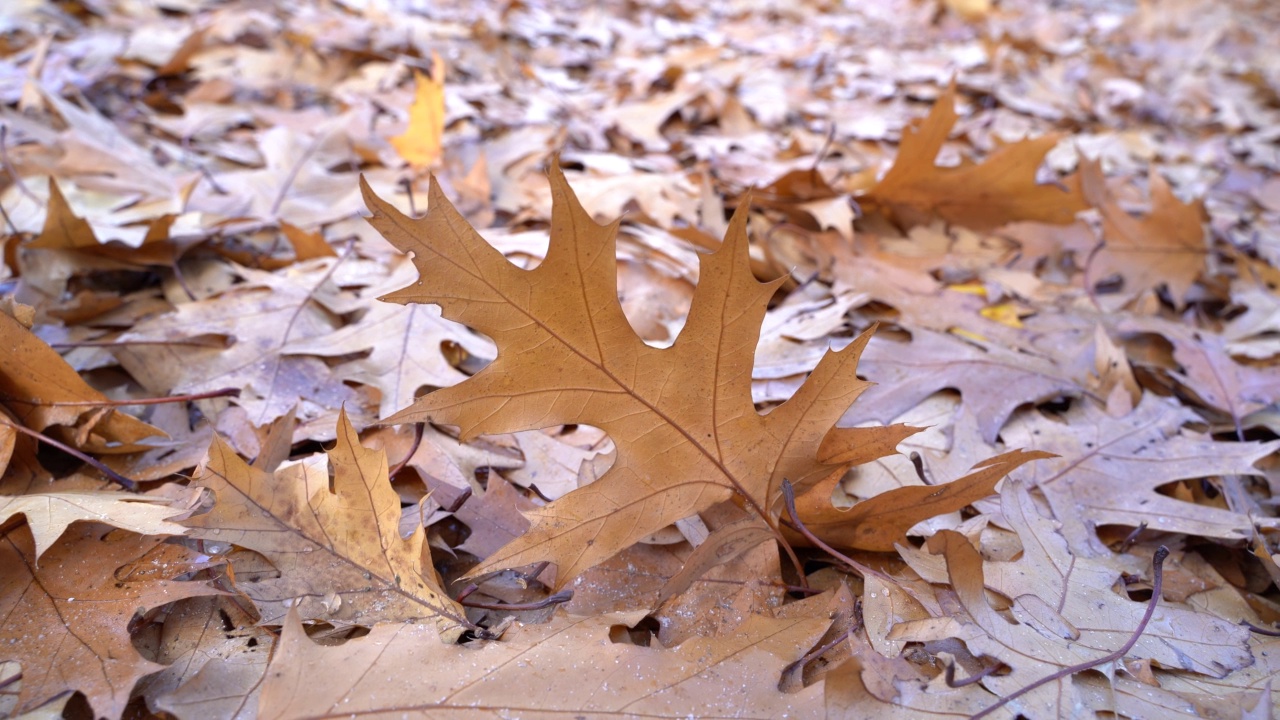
[945,660,1005,688]
[780,625,857,680]
[1,387,239,408]
[0,419,138,490]
[971,546,1171,719]
[1240,620,1280,637]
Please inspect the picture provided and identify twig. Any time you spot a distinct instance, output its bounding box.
[0,387,239,408]
[910,451,930,484]
[780,624,857,680]
[458,589,573,612]
[970,546,1170,720]
[1240,620,1280,637]
[0,125,38,204]
[1117,521,1147,554]
[0,419,138,490]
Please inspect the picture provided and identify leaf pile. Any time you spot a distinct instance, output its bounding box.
[2,0,1280,718]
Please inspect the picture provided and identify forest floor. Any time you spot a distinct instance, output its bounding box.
[1,0,1280,717]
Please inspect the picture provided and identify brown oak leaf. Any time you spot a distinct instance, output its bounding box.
[182,410,467,639]
[863,82,1087,231]
[363,166,886,587]
[1081,159,1209,304]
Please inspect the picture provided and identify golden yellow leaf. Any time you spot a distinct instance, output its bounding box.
[389,53,446,168]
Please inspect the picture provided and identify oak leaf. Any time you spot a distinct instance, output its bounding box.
[0,524,218,719]
[389,53,447,168]
[1,307,164,453]
[853,329,1081,443]
[282,256,495,418]
[113,260,357,427]
[0,491,190,560]
[1081,159,1208,304]
[258,607,828,720]
[182,410,467,639]
[997,394,1280,555]
[795,448,1052,550]
[363,166,880,587]
[863,82,1087,230]
[896,483,1252,682]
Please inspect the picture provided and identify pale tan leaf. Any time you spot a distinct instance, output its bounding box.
[0,491,189,560]
[259,608,829,720]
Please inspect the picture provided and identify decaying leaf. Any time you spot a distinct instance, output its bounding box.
[364,166,887,587]
[182,410,467,639]
[259,607,829,720]
[0,524,218,719]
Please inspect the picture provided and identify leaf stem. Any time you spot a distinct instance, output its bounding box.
[1,387,240,407]
[970,546,1170,719]
[780,479,897,585]
[0,419,138,490]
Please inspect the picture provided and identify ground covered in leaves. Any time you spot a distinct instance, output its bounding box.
[1,0,1279,717]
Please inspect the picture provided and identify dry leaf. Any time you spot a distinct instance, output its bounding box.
[999,394,1280,555]
[898,483,1253,680]
[797,448,1052,550]
[0,491,190,560]
[1081,159,1208,303]
[864,82,1087,230]
[182,410,467,639]
[364,166,882,587]
[853,329,1081,443]
[1,309,165,452]
[0,524,218,719]
[390,53,446,168]
[259,608,828,720]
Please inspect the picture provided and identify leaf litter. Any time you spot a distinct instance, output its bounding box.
[1,0,1279,718]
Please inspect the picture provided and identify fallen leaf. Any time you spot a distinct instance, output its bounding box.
[864,82,1087,230]
[364,166,882,587]
[899,483,1253,679]
[998,394,1280,555]
[142,596,271,720]
[182,410,467,639]
[284,298,495,419]
[113,259,357,427]
[0,524,217,719]
[797,448,1051,551]
[851,329,1081,443]
[390,54,446,168]
[1082,159,1209,303]
[0,308,165,453]
[258,608,828,720]
[0,491,190,560]
[1120,316,1280,435]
